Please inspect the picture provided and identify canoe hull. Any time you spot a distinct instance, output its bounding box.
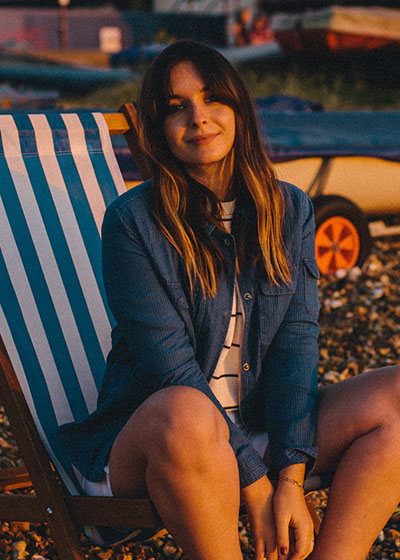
[274,156,400,215]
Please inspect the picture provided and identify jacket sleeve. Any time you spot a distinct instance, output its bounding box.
[262,194,320,474]
[102,204,268,488]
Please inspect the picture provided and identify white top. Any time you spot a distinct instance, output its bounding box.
[208,200,244,424]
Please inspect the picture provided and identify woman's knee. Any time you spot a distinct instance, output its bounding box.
[351,365,400,424]
[319,365,400,423]
[372,365,400,423]
[138,386,230,458]
[315,365,400,468]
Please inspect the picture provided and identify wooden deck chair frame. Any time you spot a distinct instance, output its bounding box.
[0,103,321,560]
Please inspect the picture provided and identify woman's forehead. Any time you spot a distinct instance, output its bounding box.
[167,61,206,95]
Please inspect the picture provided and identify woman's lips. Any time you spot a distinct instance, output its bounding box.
[187,133,218,146]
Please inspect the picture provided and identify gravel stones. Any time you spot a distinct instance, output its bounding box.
[1,238,400,559]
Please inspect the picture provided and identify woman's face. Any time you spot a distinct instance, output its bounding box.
[163,61,236,181]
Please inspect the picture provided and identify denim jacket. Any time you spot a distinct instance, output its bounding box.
[54,179,320,489]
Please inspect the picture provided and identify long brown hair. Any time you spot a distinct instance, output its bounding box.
[138,40,290,297]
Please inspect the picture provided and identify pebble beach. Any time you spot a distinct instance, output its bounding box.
[1,237,399,560]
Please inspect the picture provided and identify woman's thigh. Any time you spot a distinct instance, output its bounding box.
[108,385,229,498]
[313,365,400,473]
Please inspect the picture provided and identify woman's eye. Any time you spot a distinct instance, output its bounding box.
[167,103,186,114]
[205,94,218,103]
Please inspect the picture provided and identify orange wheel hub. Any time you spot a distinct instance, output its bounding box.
[315,216,360,275]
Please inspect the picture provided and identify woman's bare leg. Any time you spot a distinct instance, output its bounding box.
[311,365,400,560]
[108,386,242,560]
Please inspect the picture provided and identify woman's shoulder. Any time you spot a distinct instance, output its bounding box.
[279,180,313,220]
[106,179,152,216]
[279,180,311,208]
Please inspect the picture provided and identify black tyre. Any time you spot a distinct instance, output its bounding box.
[312,195,372,275]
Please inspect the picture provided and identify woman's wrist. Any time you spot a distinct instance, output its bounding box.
[278,476,304,491]
[241,474,274,501]
[277,463,306,491]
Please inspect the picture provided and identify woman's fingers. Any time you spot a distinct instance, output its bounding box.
[241,476,278,560]
[251,508,278,560]
[275,513,290,560]
[276,521,313,560]
[274,485,315,560]
[264,524,278,560]
[254,534,269,560]
[290,523,314,560]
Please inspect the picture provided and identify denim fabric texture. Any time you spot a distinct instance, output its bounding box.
[53,179,320,489]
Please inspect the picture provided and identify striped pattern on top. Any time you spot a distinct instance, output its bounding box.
[209,200,244,424]
[0,112,126,492]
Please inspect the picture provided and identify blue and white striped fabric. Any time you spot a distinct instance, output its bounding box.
[0,112,127,493]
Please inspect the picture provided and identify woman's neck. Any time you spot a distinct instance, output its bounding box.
[185,152,235,202]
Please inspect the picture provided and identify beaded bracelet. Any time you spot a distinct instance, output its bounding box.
[278,476,304,490]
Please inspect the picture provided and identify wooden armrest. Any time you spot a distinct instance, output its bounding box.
[103,104,152,182]
[103,112,130,134]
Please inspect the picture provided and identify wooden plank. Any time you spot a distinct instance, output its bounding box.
[66,496,161,528]
[0,493,160,528]
[0,495,47,522]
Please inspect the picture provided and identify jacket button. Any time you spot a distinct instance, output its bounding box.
[224,238,230,246]
[244,292,252,300]
[243,362,250,371]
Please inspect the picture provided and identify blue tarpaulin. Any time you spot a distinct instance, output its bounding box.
[257,107,400,162]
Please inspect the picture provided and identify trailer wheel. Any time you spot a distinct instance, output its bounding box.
[312,195,371,275]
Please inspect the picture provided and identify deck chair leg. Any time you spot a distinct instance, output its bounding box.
[0,339,87,560]
[44,512,86,560]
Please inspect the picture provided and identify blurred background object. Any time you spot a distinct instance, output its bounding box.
[270,6,400,54]
[0,83,58,110]
[57,0,70,51]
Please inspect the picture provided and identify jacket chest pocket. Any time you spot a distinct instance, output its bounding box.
[257,277,295,343]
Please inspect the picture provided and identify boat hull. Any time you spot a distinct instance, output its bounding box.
[271,6,400,53]
[273,156,400,215]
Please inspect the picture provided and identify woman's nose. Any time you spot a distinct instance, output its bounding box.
[189,103,207,127]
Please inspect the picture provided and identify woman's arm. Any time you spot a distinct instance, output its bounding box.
[260,193,319,560]
[262,193,320,474]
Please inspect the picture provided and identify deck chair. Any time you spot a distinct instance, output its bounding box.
[0,103,160,560]
[0,102,323,560]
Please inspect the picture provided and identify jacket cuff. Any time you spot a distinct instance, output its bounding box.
[236,443,268,488]
[270,445,318,475]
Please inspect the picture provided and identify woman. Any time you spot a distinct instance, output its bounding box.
[54,40,400,560]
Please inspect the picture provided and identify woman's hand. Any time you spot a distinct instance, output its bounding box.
[241,475,278,560]
[274,467,315,560]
